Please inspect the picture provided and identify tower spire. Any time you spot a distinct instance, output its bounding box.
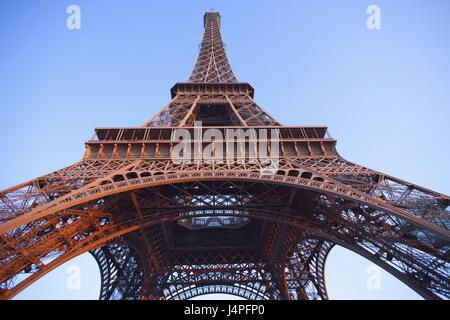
[188,12,237,83]
[145,12,281,127]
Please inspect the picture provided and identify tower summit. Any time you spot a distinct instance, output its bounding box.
[144,11,280,127]
[188,12,236,83]
[0,12,448,300]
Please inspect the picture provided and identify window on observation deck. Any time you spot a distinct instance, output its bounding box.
[178,215,250,230]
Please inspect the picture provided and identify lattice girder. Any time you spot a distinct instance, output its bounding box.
[0,172,448,299]
[1,11,449,301]
[1,158,447,240]
[188,12,237,83]
[144,92,280,127]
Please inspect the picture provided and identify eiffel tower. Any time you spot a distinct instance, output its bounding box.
[0,12,449,300]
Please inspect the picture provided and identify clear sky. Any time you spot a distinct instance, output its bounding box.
[1,0,449,300]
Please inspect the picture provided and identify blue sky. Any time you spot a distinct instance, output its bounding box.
[1,0,449,300]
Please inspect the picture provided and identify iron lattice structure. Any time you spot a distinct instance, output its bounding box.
[0,12,449,300]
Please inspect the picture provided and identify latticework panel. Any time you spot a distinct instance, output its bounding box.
[1,169,448,299]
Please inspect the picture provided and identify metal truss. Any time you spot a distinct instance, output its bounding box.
[144,93,280,127]
[0,12,449,300]
[188,12,237,83]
